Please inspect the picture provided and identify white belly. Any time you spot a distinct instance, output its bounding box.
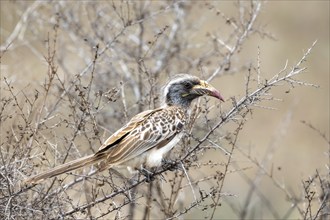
[146,132,183,167]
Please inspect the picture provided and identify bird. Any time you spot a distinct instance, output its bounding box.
[25,74,224,184]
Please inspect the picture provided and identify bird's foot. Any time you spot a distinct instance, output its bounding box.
[161,159,181,171]
[138,167,155,183]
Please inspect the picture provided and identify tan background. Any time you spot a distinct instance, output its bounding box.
[1,1,329,219]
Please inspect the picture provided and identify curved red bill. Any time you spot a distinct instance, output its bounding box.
[209,89,224,102]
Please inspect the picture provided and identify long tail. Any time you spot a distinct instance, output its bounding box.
[25,154,101,184]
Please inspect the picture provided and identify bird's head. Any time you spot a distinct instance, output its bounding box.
[164,74,224,108]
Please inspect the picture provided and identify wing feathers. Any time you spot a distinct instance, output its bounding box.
[97,108,162,152]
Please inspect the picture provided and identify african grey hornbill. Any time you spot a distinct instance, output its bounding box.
[25,74,224,184]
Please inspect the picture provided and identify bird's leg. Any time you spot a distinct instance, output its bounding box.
[138,167,155,183]
[161,159,181,171]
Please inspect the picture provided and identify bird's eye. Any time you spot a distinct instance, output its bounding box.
[183,82,191,89]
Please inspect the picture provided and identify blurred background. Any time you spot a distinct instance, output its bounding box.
[1,1,329,219]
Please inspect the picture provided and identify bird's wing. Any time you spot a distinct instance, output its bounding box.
[97,108,162,152]
[95,107,185,165]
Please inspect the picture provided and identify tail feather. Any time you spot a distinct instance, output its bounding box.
[25,154,100,184]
